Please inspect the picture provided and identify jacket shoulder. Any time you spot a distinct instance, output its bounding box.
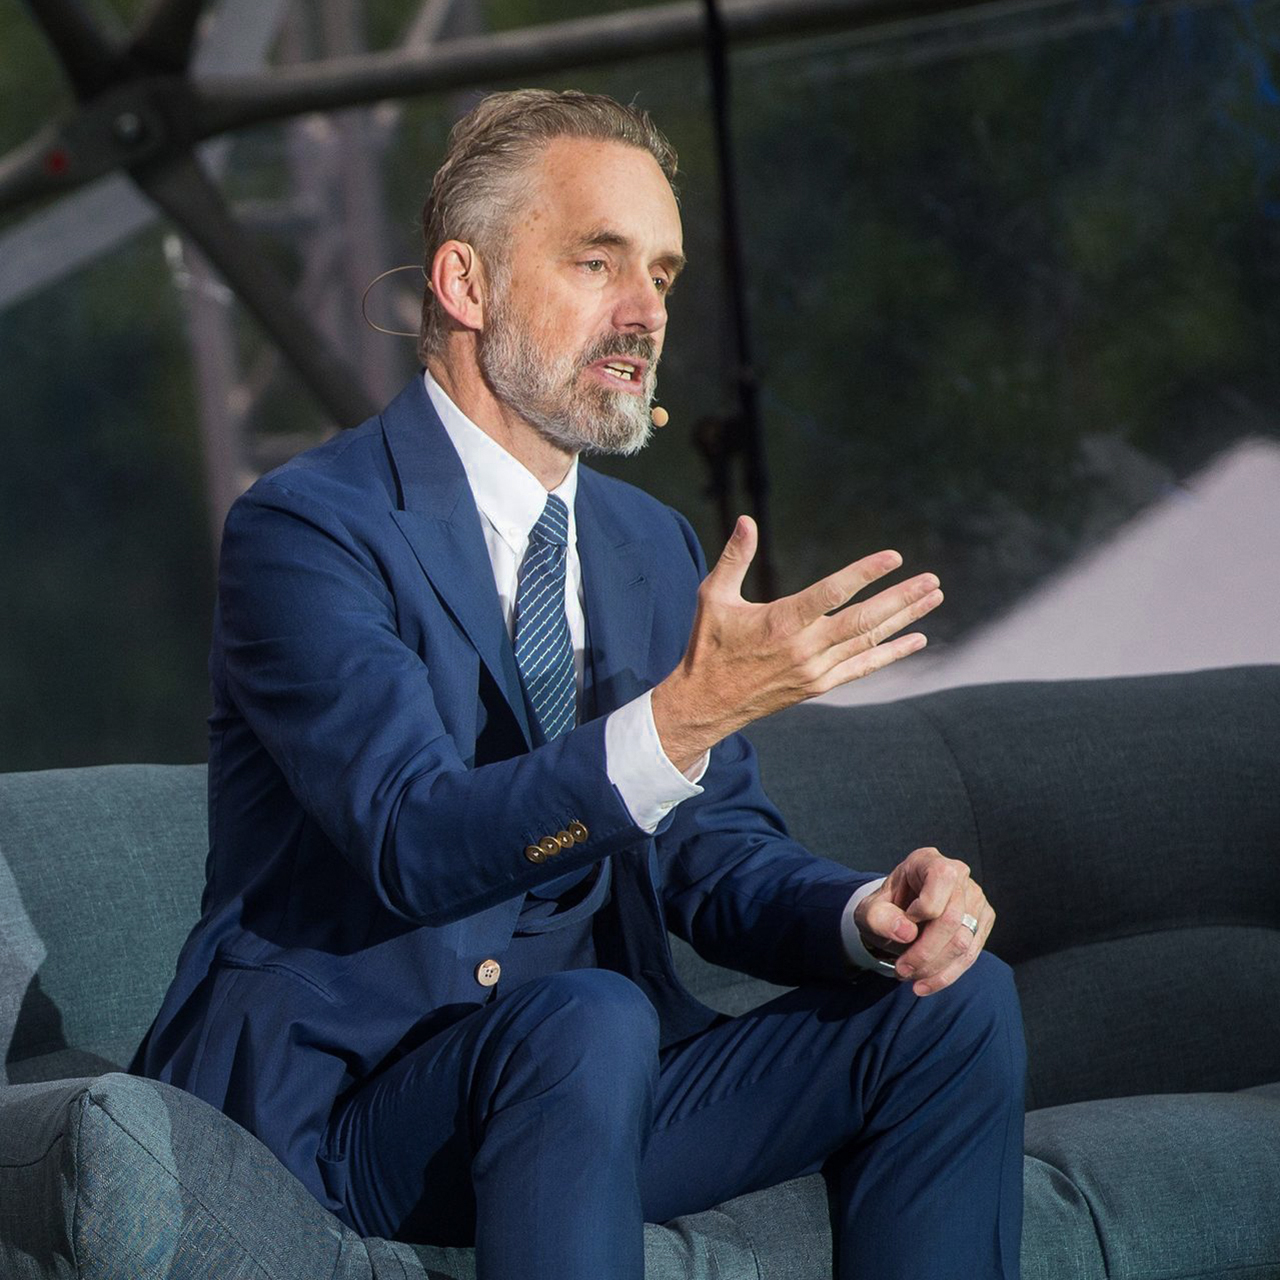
[242,416,395,515]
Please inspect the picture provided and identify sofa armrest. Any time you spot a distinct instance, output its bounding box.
[0,1074,448,1280]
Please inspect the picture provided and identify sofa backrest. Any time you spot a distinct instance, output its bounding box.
[744,665,1280,1108]
[0,764,207,1082]
[2,667,1277,1109]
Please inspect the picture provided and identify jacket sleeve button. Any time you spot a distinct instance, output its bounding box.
[539,835,561,858]
[475,959,501,987]
[555,830,575,850]
[567,820,589,844]
[524,843,546,864]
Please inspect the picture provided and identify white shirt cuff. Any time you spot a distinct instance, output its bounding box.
[605,690,707,833]
[840,877,899,974]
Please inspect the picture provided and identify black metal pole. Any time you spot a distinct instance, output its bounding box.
[700,0,776,599]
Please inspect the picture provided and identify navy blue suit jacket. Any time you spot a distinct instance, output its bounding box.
[133,375,874,1212]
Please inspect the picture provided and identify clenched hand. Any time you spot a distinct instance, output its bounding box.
[855,847,995,996]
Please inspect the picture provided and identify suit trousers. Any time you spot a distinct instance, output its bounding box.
[322,952,1026,1279]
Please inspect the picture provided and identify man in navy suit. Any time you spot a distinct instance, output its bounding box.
[135,89,1025,1278]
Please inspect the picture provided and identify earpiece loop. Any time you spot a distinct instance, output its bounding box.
[361,264,428,337]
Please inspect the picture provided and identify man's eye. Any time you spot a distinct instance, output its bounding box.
[653,276,672,294]
[582,259,606,273]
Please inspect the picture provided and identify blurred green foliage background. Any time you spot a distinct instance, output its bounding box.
[1,0,1277,769]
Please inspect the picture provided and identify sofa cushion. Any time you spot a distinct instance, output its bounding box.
[745,671,1280,1107]
[1023,1089,1280,1280]
[6,1070,1278,1280]
[1016,925,1280,1109]
[0,1069,826,1280]
[0,1073,444,1279]
[644,1174,833,1279]
[0,764,208,1076]
[681,1086,1280,1280]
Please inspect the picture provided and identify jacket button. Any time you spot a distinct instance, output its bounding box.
[524,843,546,864]
[539,835,561,858]
[555,830,575,850]
[568,820,589,844]
[475,959,501,987]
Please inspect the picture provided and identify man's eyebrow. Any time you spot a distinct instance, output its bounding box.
[660,251,688,279]
[569,227,686,278]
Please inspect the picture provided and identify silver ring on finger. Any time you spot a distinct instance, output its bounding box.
[960,913,979,937]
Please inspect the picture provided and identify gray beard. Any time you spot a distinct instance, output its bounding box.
[478,297,658,457]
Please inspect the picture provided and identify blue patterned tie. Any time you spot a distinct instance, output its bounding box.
[514,494,591,909]
[514,494,576,744]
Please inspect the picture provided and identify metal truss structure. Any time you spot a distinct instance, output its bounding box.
[2,0,1026,558]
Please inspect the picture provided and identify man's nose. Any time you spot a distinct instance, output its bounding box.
[612,267,667,334]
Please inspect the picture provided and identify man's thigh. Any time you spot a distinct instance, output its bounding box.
[644,952,1026,1279]
[641,973,907,1224]
[325,959,1015,1242]
[324,967,660,1244]
[322,996,495,1242]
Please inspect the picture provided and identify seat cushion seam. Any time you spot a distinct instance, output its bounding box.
[0,1128,70,1169]
[1023,1152,1112,1280]
[81,1089,287,1280]
[71,1093,85,1279]
[1018,920,1280,967]
[698,1206,763,1280]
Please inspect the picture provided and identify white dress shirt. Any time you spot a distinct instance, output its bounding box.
[425,370,705,832]
[423,370,886,973]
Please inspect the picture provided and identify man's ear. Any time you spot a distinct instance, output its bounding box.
[430,240,487,334]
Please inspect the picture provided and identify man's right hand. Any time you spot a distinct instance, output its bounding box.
[651,515,942,772]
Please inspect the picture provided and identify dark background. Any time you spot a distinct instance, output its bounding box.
[2,0,1277,769]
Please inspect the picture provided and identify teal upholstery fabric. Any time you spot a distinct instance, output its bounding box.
[2,667,1279,1278]
[0,1080,75,1278]
[0,1068,826,1280]
[0,765,207,1079]
[749,667,1280,1106]
[1023,1091,1280,1280]
[1014,926,1280,1108]
[7,1071,1280,1280]
[0,1074,443,1280]
[644,1176,832,1279]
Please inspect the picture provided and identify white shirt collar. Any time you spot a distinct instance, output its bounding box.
[423,368,578,555]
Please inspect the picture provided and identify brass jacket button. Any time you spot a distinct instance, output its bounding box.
[555,830,575,850]
[475,958,501,987]
[539,835,561,858]
[524,843,546,864]
[567,820,589,843]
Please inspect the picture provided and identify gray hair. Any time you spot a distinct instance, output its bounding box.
[418,88,679,363]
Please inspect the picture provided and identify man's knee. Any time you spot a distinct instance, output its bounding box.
[485,969,660,1121]
[960,953,1023,1032]
[528,968,661,1061]
[952,951,1019,1008]
[930,952,1026,1091]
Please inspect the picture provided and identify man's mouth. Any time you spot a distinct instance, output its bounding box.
[587,356,649,392]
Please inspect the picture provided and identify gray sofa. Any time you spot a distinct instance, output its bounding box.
[2,666,1279,1279]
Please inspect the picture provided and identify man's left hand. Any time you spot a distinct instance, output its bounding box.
[854,847,994,997]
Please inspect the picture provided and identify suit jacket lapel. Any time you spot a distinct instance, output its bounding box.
[575,470,657,716]
[380,377,533,746]
[378,377,660,735]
